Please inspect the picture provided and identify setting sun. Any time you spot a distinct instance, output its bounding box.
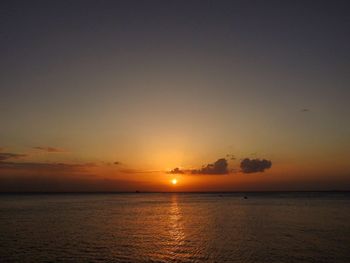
[171,179,177,185]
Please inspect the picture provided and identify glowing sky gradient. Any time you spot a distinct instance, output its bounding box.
[1,1,350,191]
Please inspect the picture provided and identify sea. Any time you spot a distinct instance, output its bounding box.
[0,192,349,262]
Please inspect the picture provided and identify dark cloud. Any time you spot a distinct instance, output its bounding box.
[192,158,228,175]
[167,167,185,174]
[33,146,67,153]
[0,161,96,171]
[240,158,272,173]
[0,152,27,161]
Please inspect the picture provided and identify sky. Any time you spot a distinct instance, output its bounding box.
[1,0,350,192]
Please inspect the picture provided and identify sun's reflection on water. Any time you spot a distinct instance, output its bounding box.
[168,195,185,244]
[160,194,192,261]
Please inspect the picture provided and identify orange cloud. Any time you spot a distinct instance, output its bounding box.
[0,152,27,161]
[33,146,68,153]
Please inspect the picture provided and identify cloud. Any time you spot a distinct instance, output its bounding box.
[240,158,272,173]
[192,158,228,175]
[167,167,185,174]
[114,161,122,165]
[33,146,67,153]
[0,152,27,161]
[0,161,96,171]
[301,108,310,112]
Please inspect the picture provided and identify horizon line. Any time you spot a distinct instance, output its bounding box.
[0,190,349,195]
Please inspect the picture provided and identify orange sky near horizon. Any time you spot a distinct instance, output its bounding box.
[1,147,349,192]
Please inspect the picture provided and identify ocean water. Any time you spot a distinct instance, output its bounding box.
[0,193,349,263]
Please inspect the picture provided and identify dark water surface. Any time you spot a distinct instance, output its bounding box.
[0,192,349,262]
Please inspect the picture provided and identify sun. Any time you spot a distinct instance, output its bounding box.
[171,178,177,185]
